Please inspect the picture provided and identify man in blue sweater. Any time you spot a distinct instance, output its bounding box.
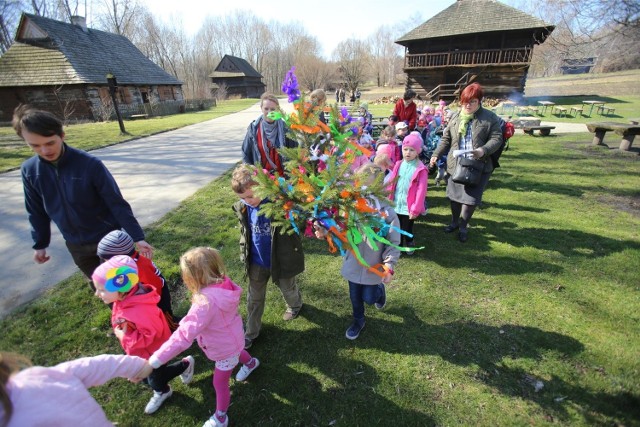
[13,105,153,285]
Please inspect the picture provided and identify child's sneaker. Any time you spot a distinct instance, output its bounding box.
[180,355,195,384]
[203,413,228,427]
[375,284,386,310]
[235,357,260,381]
[345,320,365,340]
[144,386,172,414]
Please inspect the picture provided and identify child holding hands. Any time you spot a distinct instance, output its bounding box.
[386,132,428,253]
[315,164,401,340]
[0,351,150,426]
[92,256,194,415]
[139,247,259,427]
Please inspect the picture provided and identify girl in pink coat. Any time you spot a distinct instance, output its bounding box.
[1,352,147,427]
[386,132,428,253]
[146,247,259,427]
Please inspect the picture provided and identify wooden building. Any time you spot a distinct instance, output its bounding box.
[210,55,266,99]
[395,0,554,100]
[0,13,183,122]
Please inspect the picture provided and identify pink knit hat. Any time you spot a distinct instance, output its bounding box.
[92,255,139,292]
[376,143,395,159]
[403,132,423,152]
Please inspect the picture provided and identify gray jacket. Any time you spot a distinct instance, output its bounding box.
[341,202,401,285]
[432,106,503,174]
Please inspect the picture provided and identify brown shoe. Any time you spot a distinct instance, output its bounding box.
[282,308,300,321]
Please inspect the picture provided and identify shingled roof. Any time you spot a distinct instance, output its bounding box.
[0,13,181,87]
[210,55,263,79]
[396,0,554,45]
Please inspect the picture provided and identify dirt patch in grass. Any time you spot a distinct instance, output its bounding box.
[596,194,640,218]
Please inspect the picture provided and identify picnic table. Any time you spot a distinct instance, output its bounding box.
[500,101,517,115]
[537,101,555,115]
[586,122,640,151]
[582,100,606,117]
[371,118,388,137]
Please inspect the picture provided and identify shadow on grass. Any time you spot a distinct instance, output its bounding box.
[248,304,636,425]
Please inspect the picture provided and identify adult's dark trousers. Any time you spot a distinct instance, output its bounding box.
[65,241,101,286]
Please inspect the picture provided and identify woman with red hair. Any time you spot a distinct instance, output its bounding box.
[429,83,503,242]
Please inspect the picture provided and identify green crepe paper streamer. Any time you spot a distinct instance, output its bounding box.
[363,226,381,251]
[348,228,363,246]
[347,229,371,268]
[369,231,424,252]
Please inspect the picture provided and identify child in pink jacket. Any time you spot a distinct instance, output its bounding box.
[92,256,194,415]
[386,132,428,253]
[1,352,147,427]
[142,247,259,427]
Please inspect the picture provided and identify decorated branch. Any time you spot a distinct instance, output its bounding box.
[250,67,414,275]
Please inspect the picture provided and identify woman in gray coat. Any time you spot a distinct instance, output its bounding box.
[430,83,503,242]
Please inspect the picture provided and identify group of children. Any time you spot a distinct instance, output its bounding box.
[1,95,446,427]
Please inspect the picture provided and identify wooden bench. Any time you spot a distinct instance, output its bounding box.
[586,122,640,151]
[128,114,149,120]
[569,106,584,117]
[553,106,568,118]
[597,105,616,116]
[523,125,556,136]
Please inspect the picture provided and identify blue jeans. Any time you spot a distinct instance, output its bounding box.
[348,281,383,322]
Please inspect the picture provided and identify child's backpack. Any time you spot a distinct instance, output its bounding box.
[492,118,515,168]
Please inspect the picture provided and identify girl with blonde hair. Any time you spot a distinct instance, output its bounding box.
[139,247,259,427]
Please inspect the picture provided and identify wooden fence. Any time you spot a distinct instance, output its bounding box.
[114,99,216,118]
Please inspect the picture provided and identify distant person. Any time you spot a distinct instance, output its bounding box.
[231,164,305,349]
[355,88,361,103]
[339,87,346,103]
[335,88,340,103]
[0,351,150,427]
[310,89,328,124]
[241,93,297,176]
[393,89,418,130]
[13,105,153,285]
[429,83,503,242]
[138,247,260,427]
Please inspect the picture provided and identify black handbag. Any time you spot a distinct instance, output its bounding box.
[452,157,484,186]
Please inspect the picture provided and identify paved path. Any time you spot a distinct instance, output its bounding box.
[0,103,261,318]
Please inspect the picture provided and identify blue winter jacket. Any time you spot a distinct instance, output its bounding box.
[21,144,145,249]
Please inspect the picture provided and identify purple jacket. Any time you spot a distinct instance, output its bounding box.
[5,354,146,427]
[149,277,245,366]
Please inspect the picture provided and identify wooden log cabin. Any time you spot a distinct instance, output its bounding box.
[395,0,555,101]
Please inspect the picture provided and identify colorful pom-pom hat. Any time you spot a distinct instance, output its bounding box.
[103,255,139,293]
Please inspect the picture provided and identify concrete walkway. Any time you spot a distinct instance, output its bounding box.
[0,103,261,318]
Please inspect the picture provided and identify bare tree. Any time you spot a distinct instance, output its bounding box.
[332,38,371,93]
[93,0,141,37]
[1,0,23,54]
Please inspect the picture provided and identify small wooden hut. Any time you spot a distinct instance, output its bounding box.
[395,0,554,100]
[210,55,265,99]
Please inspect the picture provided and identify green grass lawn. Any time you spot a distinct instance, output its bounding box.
[1,131,638,426]
[0,99,258,173]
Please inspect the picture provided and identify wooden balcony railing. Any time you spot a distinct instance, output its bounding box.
[405,47,532,69]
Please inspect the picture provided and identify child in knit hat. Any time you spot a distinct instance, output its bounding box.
[92,256,194,415]
[385,132,428,254]
[98,230,176,326]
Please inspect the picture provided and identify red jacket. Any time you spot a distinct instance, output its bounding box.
[393,99,418,130]
[111,284,171,359]
[132,251,164,296]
